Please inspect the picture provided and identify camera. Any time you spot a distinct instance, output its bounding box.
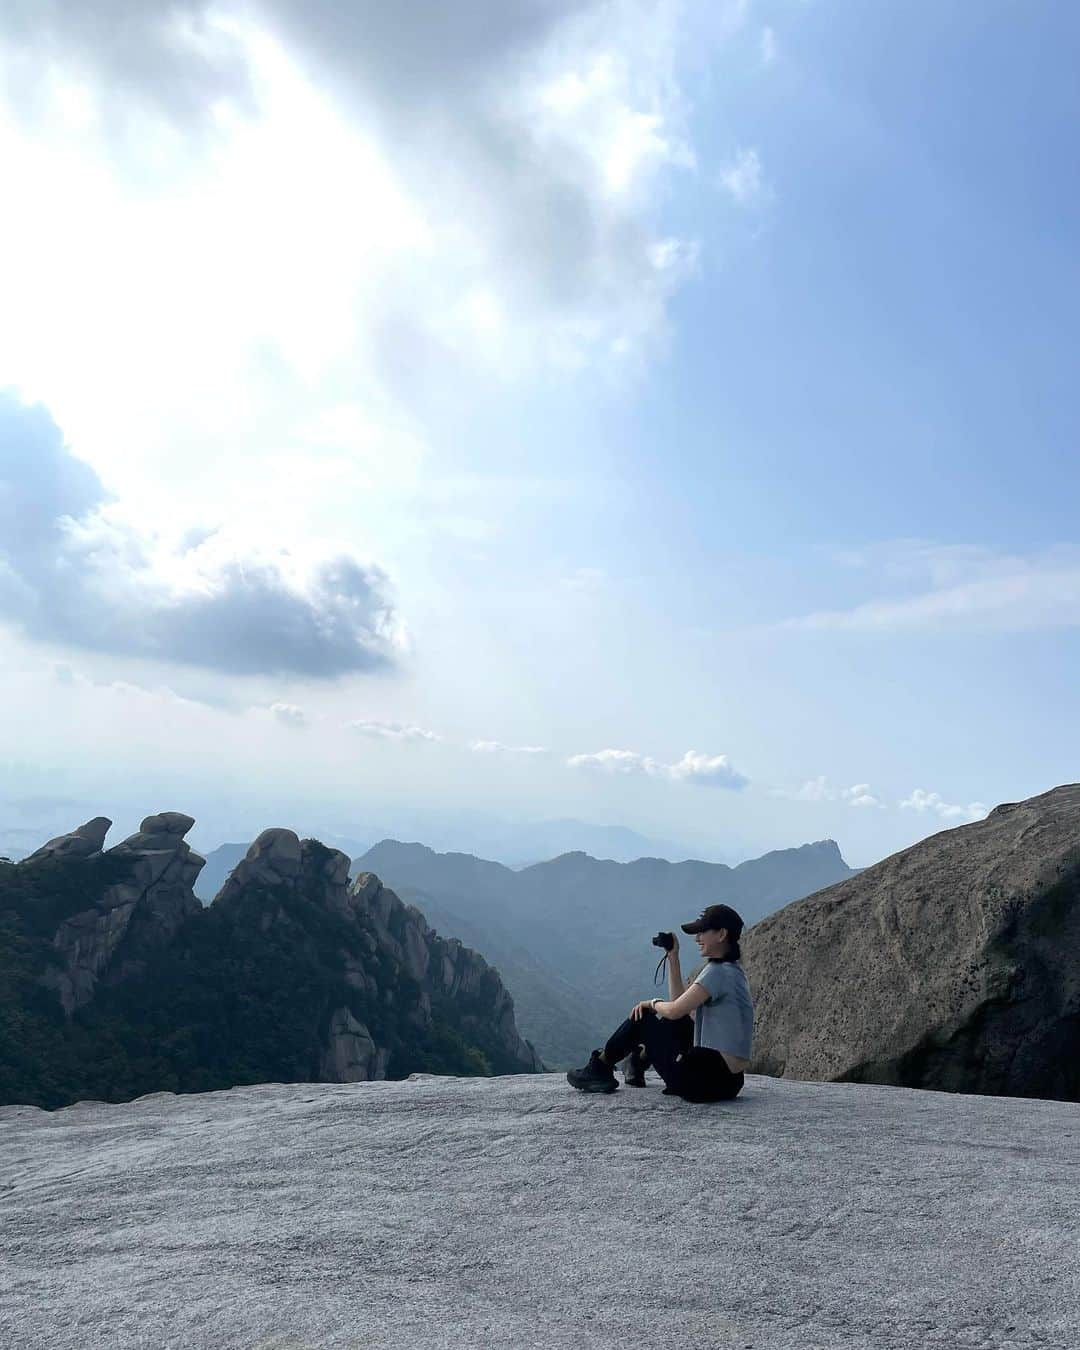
[652,931,674,951]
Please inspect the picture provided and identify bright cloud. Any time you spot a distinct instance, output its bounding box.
[347,720,442,743]
[666,750,749,789]
[568,748,661,775]
[568,747,748,788]
[0,392,399,678]
[0,1,703,488]
[899,789,987,823]
[0,1,716,697]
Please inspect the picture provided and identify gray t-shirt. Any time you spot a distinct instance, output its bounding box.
[692,960,754,1060]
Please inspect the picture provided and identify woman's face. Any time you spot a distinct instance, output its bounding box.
[695,927,730,960]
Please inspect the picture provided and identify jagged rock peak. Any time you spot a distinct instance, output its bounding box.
[23,816,112,863]
[36,810,206,1015]
[213,829,351,905]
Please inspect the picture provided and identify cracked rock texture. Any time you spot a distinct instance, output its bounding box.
[1,1071,1078,1349]
[28,813,205,1015]
[746,783,1080,1100]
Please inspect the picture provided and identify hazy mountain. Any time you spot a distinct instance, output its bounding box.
[193,819,717,902]
[469,817,724,865]
[193,842,248,902]
[353,837,857,1066]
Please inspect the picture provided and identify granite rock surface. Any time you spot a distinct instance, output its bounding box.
[24,813,205,1014]
[745,783,1080,1101]
[1,1071,1078,1349]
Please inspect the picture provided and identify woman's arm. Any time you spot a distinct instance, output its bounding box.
[652,983,709,1020]
[667,945,687,1001]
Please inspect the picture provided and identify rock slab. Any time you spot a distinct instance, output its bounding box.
[1,1073,1078,1349]
[745,783,1080,1100]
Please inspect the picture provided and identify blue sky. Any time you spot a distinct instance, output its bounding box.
[0,1,1076,865]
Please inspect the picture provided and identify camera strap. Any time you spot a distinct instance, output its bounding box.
[653,953,668,986]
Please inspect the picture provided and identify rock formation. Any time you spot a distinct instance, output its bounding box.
[23,813,205,1014]
[3,814,541,1107]
[213,829,543,1081]
[745,783,1080,1101]
[23,816,111,862]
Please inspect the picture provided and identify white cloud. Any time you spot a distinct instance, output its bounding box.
[470,740,548,755]
[347,719,442,743]
[666,750,748,789]
[568,746,748,788]
[0,2,706,476]
[0,391,401,677]
[568,747,662,776]
[899,789,987,823]
[784,542,1080,635]
[719,147,764,207]
[0,1,723,693]
[779,776,883,808]
[759,27,777,66]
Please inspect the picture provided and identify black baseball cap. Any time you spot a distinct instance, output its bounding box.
[681,904,744,938]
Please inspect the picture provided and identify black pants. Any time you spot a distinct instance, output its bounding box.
[604,1009,744,1102]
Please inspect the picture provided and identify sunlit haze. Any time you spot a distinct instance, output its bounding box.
[2,2,1078,867]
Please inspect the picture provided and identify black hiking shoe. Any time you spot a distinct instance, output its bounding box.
[566,1050,618,1094]
[623,1047,649,1088]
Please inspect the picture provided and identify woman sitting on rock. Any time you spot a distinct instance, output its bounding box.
[566,904,753,1102]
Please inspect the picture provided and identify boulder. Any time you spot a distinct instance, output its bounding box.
[23,817,112,862]
[213,828,306,898]
[745,782,1080,1101]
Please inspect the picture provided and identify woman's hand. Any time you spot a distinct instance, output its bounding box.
[631,999,659,1021]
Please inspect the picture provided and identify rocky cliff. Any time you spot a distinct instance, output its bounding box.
[745,783,1080,1101]
[1,814,541,1110]
[27,812,205,1015]
[211,827,542,1082]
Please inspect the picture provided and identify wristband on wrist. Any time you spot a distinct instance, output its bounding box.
[651,998,662,1016]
